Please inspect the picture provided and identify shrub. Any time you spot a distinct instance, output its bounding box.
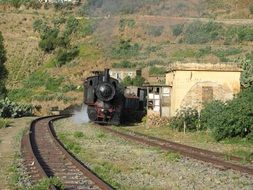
[200,100,226,131]
[54,47,79,67]
[0,118,11,129]
[33,19,48,33]
[119,18,135,32]
[0,98,33,118]
[112,60,136,68]
[169,107,200,132]
[122,76,132,86]
[79,21,96,36]
[7,88,33,102]
[249,3,253,14]
[240,57,253,88]
[111,39,140,58]
[200,87,253,141]
[149,66,166,76]
[39,28,59,52]
[196,46,212,58]
[185,21,224,44]
[65,16,79,36]
[25,0,42,9]
[172,24,184,36]
[147,25,164,37]
[237,26,253,42]
[52,17,66,27]
[132,75,145,86]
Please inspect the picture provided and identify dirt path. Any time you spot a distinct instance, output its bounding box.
[0,117,34,190]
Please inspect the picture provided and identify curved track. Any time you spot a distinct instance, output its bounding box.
[21,116,114,190]
[97,125,253,176]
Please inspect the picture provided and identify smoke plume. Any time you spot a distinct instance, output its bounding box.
[72,104,90,124]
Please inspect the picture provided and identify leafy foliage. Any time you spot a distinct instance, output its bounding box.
[112,39,140,58]
[172,24,184,36]
[201,87,253,141]
[149,66,166,76]
[65,16,79,36]
[147,25,164,37]
[119,18,135,32]
[250,3,253,14]
[39,28,59,53]
[0,31,7,98]
[122,75,145,87]
[240,54,253,88]
[0,118,11,129]
[54,47,79,67]
[112,60,136,68]
[0,98,33,118]
[169,107,200,132]
[185,21,224,44]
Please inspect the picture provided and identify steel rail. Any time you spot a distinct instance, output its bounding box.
[98,125,253,176]
[21,115,114,190]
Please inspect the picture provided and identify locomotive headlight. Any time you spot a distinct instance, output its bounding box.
[96,82,116,102]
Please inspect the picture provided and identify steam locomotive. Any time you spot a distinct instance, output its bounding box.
[83,69,146,125]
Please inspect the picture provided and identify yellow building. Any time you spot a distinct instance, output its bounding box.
[166,63,242,117]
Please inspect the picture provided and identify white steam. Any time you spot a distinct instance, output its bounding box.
[72,104,90,124]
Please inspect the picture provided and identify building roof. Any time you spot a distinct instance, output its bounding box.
[166,62,243,73]
[110,68,140,72]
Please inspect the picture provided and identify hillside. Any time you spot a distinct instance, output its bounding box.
[1,0,253,113]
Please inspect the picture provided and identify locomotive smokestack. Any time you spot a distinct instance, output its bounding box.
[103,68,110,82]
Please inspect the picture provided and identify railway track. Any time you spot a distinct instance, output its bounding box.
[21,116,114,190]
[97,125,253,176]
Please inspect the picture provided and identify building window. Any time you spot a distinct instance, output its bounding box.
[202,86,213,103]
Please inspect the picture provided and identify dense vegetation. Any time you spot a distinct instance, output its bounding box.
[0,31,7,98]
[122,75,145,87]
[173,21,253,44]
[169,85,253,142]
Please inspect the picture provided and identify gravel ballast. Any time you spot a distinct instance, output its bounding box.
[54,118,253,190]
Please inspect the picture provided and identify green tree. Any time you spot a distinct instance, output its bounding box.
[122,76,133,86]
[240,56,253,88]
[0,32,7,98]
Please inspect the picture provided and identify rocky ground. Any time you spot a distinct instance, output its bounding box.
[0,117,34,190]
[54,118,253,190]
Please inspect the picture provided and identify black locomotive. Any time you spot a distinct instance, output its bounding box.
[83,68,146,125]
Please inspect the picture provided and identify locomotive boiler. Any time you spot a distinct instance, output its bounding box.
[83,68,146,125]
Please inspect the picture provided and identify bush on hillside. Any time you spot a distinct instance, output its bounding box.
[185,21,224,44]
[249,3,253,14]
[122,75,145,87]
[112,60,136,68]
[172,24,184,36]
[112,39,140,58]
[149,66,166,76]
[54,48,79,67]
[39,28,59,52]
[147,25,164,37]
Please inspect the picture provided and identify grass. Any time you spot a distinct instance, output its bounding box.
[0,118,11,129]
[73,131,84,138]
[79,41,102,61]
[164,151,182,162]
[119,125,253,161]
